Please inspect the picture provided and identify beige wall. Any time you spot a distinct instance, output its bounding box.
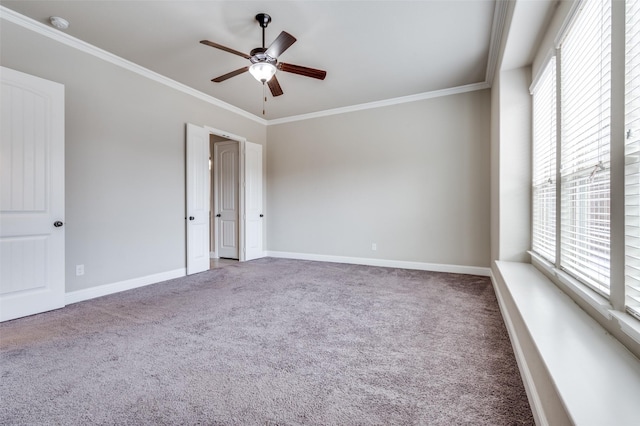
[496,66,532,262]
[0,20,266,293]
[267,89,491,267]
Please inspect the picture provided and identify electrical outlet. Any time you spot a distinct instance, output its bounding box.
[371,243,377,251]
[76,264,84,276]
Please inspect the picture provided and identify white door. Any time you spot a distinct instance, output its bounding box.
[215,141,239,259]
[186,123,210,275]
[0,67,65,321]
[244,142,264,261]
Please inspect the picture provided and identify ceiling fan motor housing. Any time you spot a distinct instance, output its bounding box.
[250,47,277,65]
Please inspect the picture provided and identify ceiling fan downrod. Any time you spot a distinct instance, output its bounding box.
[255,13,272,49]
[255,14,272,116]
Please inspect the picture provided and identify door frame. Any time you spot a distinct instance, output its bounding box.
[205,127,248,261]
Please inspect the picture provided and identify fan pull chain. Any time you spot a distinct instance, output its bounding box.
[262,82,267,116]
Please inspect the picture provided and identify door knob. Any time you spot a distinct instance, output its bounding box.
[53,221,64,227]
[216,214,221,217]
[259,214,264,217]
[189,216,195,221]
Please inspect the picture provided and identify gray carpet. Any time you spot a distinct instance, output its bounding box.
[0,258,533,425]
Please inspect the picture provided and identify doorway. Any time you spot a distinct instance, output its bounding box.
[211,137,239,260]
[205,126,264,263]
[186,124,264,275]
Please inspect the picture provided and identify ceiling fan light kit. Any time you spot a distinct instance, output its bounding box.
[249,62,277,83]
[200,12,327,99]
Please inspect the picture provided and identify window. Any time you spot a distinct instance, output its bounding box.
[532,58,557,263]
[560,0,612,295]
[531,0,640,324]
[626,0,640,318]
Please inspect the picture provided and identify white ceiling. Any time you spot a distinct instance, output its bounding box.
[1,1,502,121]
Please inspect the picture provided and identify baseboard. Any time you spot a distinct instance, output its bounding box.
[490,267,547,426]
[266,251,490,276]
[65,268,186,305]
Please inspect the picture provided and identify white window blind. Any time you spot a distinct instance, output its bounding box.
[560,0,612,295]
[626,0,640,318]
[532,57,557,263]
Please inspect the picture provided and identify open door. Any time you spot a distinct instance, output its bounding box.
[186,123,210,275]
[214,140,239,259]
[243,141,264,261]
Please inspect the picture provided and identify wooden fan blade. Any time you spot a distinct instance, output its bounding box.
[267,75,284,97]
[200,40,251,59]
[212,66,249,82]
[277,62,327,80]
[265,31,297,59]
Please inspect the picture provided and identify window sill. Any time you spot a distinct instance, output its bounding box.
[529,251,640,346]
[493,261,640,426]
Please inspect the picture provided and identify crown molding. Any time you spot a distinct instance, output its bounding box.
[0,6,267,125]
[485,0,509,86]
[267,82,491,125]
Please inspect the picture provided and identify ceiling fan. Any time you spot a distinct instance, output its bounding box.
[200,13,327,97]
